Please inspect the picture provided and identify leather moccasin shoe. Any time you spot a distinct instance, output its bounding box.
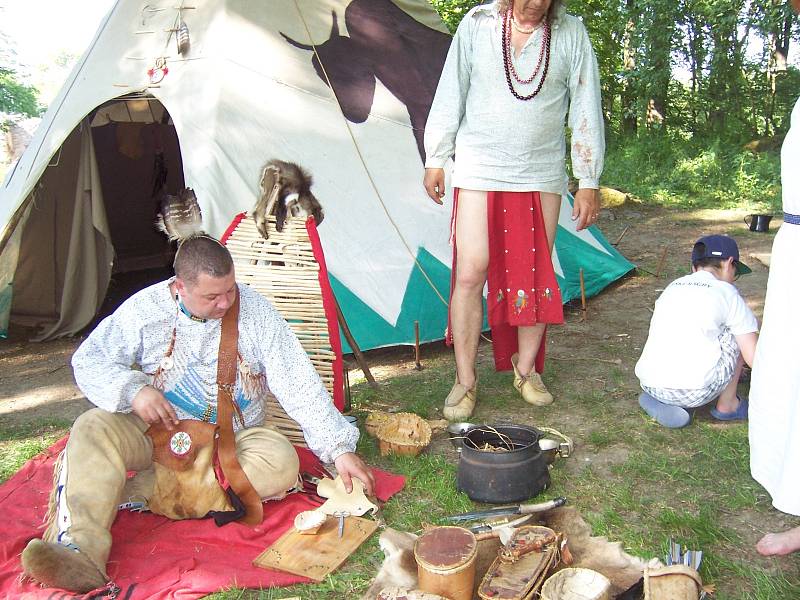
[443,380,477,421]
[511,353,553,406]
[21,539,108,593]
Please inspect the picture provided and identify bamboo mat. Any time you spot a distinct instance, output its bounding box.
[225,214,337,447]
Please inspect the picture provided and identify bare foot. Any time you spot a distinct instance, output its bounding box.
[756,527,800,556]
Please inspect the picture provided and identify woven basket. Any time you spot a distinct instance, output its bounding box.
[223,213,340,448]
[540,568,611,600]
[376,413,431,456]
[365,412,395,438]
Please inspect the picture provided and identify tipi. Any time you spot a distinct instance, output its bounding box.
[0,0,633,348]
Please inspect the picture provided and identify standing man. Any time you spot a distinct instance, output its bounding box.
[423,0,605,420]
[748,0,800,559]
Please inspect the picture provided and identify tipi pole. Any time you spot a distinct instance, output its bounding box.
[414,320,422,370]
[333,294,378,389]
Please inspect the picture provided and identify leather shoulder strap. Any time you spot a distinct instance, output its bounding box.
[217,287,264,525]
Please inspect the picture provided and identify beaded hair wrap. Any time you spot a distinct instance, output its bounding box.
[502,1,552,101]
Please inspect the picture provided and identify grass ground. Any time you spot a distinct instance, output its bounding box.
[1,203,798,599]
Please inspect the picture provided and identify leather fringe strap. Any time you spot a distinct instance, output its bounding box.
[217,289,263,525]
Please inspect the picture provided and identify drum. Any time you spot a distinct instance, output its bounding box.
[414,526,478,600]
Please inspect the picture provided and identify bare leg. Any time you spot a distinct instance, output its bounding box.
[451,189,489,388]
[714,354,745,413]
[757,526,800,556]
[515,192,561,376]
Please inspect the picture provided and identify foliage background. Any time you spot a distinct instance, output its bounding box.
[429,0,800,211]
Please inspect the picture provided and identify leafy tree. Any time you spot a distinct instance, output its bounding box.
[429,0,483,33]
[0,66,40,118]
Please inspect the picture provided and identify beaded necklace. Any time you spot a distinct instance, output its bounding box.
[511,15,539,34]
[502,3,551,101]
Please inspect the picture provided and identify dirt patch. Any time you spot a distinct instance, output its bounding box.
[0,335,90,429]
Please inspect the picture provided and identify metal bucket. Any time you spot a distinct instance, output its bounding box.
[744,214,773,232]
[457,425,550,503]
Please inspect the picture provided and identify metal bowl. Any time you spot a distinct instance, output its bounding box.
[446,422,476,452]
[538,438,560,465]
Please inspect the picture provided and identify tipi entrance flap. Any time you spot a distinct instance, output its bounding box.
[9,96,185,339]
[12,120,114,339]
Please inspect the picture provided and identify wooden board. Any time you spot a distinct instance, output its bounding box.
[253,515,378,581]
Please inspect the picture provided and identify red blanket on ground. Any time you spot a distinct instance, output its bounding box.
[0,437,404,599]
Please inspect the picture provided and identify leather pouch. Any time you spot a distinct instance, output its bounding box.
[643,564,703,600]
[146,420,233,519]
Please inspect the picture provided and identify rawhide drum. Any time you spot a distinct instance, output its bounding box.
[414,526,478,600]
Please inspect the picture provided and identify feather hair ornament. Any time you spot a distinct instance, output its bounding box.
[155,187,205,241]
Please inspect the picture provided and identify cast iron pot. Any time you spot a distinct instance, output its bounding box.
[456,424,550,503]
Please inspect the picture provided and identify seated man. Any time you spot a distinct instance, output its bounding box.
[635,235,758,428]
[21,235,374,593]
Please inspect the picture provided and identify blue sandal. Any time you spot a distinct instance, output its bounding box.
[710,396,748,421]
[639,392,691,428]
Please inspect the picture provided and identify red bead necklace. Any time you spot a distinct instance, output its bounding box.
[502,3,551,101]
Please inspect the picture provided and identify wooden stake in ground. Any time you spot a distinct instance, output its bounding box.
[612,225,630,247]
[414,320,422,370]
[333,295,378,389]
[655,246,669,278]
[579,268,587,322]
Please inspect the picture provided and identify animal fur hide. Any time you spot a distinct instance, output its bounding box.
[361,528,419,600]
[253,159,324,239]
[360,508,658,600]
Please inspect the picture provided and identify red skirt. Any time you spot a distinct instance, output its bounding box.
[446,189,564,372]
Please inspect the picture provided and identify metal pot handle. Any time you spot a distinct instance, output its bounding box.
[535,426,574,458]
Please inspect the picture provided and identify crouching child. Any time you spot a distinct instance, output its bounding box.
[634,235,758,428]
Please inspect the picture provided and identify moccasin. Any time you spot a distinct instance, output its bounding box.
[21,539,108,593]
[511,353,553,406]
[443,380,477,421]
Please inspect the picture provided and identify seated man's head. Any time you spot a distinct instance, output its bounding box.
[691,234,751,284]
[173,236,236,320]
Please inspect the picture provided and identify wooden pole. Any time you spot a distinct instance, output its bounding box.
[655,246,669,278]
[0,194,33,259]
[414,320,422,371]
[612,225,630,247]
[332,293,378,388]
[579,268,587,322]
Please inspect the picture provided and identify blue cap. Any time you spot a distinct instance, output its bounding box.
[691,235,751,275]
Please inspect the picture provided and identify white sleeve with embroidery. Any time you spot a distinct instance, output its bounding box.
[567,21,605,190]
[423,12,474,169]
[252,294,359,464]
[71,300,149,413]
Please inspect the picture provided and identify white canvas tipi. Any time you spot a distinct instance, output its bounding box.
[0,0,632,348]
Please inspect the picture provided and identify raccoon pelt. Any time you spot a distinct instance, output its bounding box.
[155,187,205,241]
[253,159,324,239]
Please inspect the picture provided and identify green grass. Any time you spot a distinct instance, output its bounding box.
[4,364,798,599]
[603,135,782,213]
[201,349,800,599]
[0,419,71,483]
[3,298,798,599]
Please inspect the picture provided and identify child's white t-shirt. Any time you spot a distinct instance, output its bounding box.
[635,270,758,390]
